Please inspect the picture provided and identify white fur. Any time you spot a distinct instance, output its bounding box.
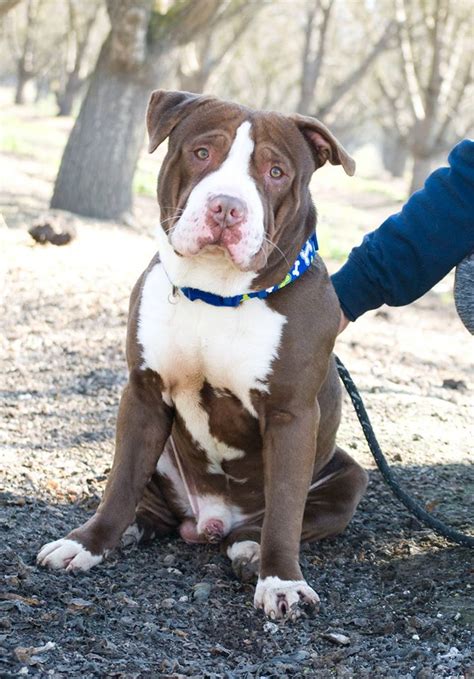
[254,576,320,619]
[157,227,256,297]
[169,121,264,270]
[194,494,246,535]
[175,389,245,474]
[157,445,194,516]
[138,263,286,474]
[37,538,103,572]
[227,540,260,563]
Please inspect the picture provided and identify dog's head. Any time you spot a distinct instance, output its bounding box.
[147,90,354,291]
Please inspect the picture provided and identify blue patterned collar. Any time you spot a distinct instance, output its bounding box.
[178,233,318,307]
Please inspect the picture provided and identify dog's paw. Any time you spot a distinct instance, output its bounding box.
[121,523,145,548]
[37,538,103,572]
[227,540,260,583]
[254,576,320,621]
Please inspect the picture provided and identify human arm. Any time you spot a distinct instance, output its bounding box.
[331,140,474,326]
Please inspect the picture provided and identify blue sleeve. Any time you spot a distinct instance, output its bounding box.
[331,140,474,321]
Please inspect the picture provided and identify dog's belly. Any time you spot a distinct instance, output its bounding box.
[138,262,286,469]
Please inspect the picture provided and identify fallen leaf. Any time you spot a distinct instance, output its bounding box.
[14,641,55,665]
[1,593,42,607]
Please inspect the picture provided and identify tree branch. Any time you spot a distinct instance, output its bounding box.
[149,0,222,49]
[314,19,396,119]
[395,0,425,120]
[297,0,334,114]
[435,62,473,146]
[375,74,405,138]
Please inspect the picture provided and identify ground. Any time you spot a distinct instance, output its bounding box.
[0,102,472,678]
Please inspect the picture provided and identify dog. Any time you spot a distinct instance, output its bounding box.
[37,90,368,620]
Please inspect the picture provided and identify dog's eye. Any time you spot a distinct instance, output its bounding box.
[269,166,283,179]
[195,148,209,160]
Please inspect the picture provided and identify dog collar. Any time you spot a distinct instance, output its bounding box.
[179,233,318,307]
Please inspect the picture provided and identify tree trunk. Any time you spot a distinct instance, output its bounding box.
[50,37,152,219]
[56,85,76,117]
[297,2,333,116]
[14,64,29,104]
[56,70,82,116]
[51,0,221,220]
[34,75,50,102]
[382,133,408,177]
[409,154,433,195]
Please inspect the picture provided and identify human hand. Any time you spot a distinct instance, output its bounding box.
[337,310,350,334]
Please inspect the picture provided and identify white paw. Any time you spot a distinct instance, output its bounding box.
[227,540,260,582]
[254,576,320,620]
[37,538,103,572]
[227,539,260,562]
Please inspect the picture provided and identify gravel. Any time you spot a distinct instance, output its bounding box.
[1,220,472,678]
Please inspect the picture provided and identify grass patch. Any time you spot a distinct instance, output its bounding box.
[0,111,68,178]
[317,200,370,261]
[133,167,156,197]
[351,175,406,202]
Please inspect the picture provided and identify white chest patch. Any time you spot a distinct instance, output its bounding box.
[137,263,286,472]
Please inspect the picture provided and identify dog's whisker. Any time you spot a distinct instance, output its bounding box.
[262,235,290,268]
[160,216,181,225]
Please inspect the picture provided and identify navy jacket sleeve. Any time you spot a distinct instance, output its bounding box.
[331,140,474,321]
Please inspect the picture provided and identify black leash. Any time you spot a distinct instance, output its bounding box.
[335,355,473,549]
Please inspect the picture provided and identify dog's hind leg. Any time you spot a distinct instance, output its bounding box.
[123,472,180,546]
[301,447,368,542]
[222,524,262,583]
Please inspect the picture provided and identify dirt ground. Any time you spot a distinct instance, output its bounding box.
[1,108,473,678]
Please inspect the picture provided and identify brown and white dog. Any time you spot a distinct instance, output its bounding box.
[37,91,368,621]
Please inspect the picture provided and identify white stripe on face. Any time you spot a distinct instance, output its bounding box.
[168,121,264,270]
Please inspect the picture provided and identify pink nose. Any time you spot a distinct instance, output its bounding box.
[208,194,246,228]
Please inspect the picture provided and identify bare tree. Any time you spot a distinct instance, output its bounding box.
[11,0,42,103]
[313,20,396,120]
[50,0,222,220]
[177,2,256,94]
[297,0,334,115]
[295,0,396,122]
[378,0,473,193]
[6,0,69,104]
[55,0,102,116]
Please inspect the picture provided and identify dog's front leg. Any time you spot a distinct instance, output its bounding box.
[254,404,320,620]
[37,369,173,571]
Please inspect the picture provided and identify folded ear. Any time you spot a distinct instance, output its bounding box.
[290,113,355,176]
[146,89,214,153]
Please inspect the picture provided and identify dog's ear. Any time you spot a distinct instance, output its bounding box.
[290,113,355,176]
[146,89,213,153]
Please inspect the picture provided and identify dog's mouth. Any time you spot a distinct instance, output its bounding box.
[169,227,264,272]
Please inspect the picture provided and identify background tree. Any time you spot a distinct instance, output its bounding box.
[55,0,103,116]
[10,0,42,103]
[377,0,473,193]
[50,0,222,220]
[176,2,257,94]
[5,0,74,104]
[2,0,471,208]
[296,0,335,115]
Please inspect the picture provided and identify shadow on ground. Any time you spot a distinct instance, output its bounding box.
[1,462,472,678]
